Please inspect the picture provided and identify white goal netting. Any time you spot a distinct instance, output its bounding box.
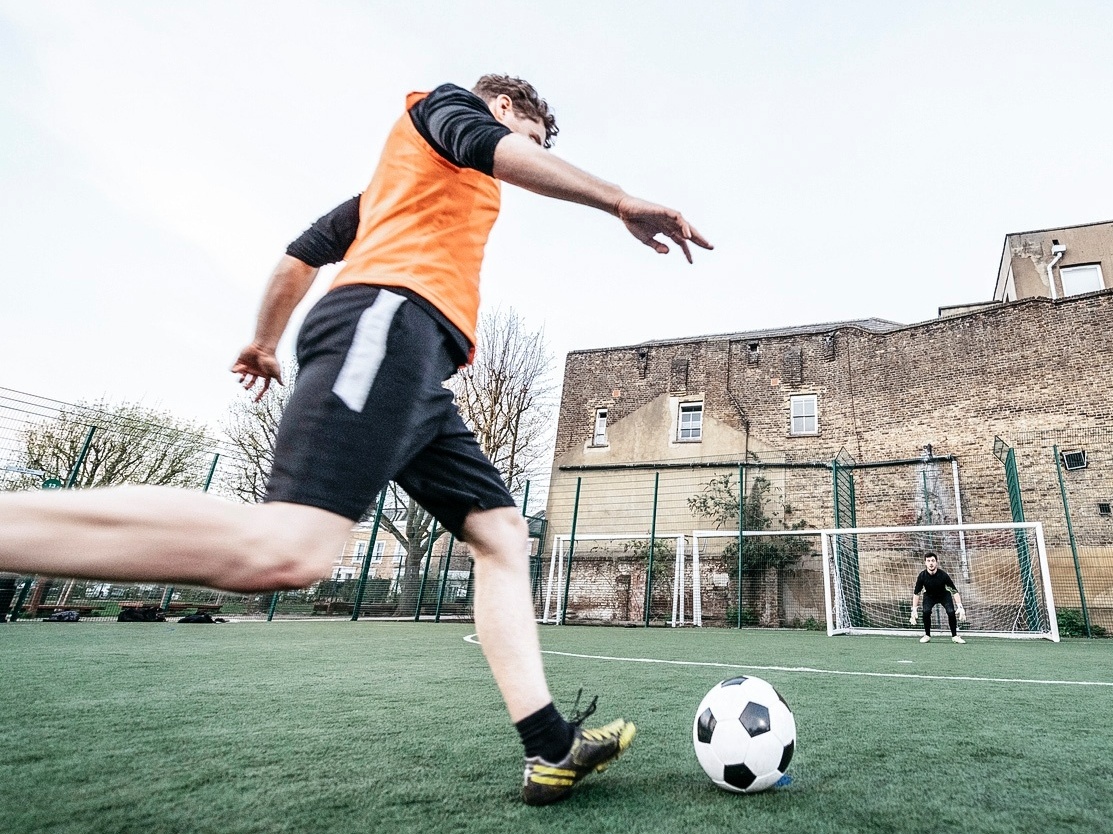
[541,523,1058,640]
[820,522,1058,641]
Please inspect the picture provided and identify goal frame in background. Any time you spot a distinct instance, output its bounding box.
[540,532,688,626]
[821,521,1059,642]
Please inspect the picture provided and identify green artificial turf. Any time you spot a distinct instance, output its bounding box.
[1,621,1110,834]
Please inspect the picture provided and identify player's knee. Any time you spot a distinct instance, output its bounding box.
[223,505,350,591]
[463,507,528,562]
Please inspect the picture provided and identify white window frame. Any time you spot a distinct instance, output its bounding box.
[677,402,703,442]
[352,541,367,564]
[592,408,608,446]
[789,394,818,436]
[370,541,386,564]
[393,541,405,564]
[1060,264,1105,297]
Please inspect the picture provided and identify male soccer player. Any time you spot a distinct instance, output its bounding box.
[0,75,711,805]
[910,553,967,643]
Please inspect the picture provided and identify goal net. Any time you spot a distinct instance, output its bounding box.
[822,522,1059,641]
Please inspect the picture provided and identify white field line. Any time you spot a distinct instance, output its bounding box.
[462,634,1113,688]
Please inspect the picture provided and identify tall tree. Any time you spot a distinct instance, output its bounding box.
[450,307,554,499]
[17,401,211,490]
[387,308,553,614]
[220,362,297,503]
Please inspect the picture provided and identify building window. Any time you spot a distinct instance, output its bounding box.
[678,402,703,441]
[592,408,608,445]
[370,541,386,564]
[352,541,367,564]
[393,542,405,564]
[790,394,818,435]
[1060,264,1104,297]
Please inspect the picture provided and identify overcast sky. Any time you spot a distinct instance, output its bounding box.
[3,1,1112,428]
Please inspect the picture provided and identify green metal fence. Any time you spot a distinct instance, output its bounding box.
[4,385,1110,636]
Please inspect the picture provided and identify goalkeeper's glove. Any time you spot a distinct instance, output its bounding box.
[909,610,918,625]
[956,606,967,623]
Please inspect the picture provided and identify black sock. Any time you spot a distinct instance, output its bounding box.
[515,702,574,762]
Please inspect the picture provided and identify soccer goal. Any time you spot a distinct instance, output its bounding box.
[540,532,690,626]
[822,521,1059,641]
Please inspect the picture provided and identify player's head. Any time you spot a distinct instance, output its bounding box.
[472,74,558,148]
[923,553,939,572]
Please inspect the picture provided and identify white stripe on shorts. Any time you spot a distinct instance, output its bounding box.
[331,290,407,412]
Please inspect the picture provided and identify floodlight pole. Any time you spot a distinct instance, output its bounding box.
[1053,444,1091,637]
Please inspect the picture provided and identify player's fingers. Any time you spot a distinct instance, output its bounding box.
[688,224,714,250]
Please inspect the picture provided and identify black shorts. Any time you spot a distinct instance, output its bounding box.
[264,284,516,539]
[922,595,955,614]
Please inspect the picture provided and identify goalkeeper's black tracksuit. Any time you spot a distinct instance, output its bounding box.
[914,569,959,637]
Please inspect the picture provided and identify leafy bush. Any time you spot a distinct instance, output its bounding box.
[1057,608,1108,638]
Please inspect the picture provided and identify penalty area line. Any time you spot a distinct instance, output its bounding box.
[461,634,1113,688]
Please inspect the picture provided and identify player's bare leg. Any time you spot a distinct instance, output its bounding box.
[463,505,635,804]
[0,487,352,591]
[463,506,552,720]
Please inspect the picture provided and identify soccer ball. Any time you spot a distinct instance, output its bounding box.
[692,675,796,793]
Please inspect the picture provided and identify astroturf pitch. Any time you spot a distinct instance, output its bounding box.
[1,621,1110,834]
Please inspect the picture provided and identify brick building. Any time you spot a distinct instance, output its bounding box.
[543,231,1113,630]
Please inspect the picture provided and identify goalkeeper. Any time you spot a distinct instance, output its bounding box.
[910,553,966,643]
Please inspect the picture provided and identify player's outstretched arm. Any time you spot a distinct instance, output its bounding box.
[232,255,319,401]
[491,133,713,262]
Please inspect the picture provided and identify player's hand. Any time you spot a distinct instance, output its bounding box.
[909,611,918,625]
[231,343,283,402]
[956,607,967,623]
[615,195,713,263]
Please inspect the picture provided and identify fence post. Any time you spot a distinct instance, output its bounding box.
[351,490,387,622]
[736,464,745,629]
[521,480,530,517]
[162,452,221,610]
[8,577,34,622]
[414,521,439,621]
[434,536,456,622]
[64,426,97,489]
[560,477,582,625]
[643,471,660,628]
[1053,444,1092,637]
[266,591,279,621]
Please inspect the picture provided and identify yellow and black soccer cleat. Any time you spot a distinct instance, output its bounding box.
[521,719,637,806]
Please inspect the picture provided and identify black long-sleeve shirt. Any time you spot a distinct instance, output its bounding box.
[914,569,957,600]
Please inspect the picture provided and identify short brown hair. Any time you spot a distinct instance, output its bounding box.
[472,74,558,148]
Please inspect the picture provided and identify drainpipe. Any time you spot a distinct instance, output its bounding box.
[1047,243,1065,300]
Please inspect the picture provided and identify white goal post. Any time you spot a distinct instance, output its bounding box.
[691,522,1058,641]
[540,533,690,626]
